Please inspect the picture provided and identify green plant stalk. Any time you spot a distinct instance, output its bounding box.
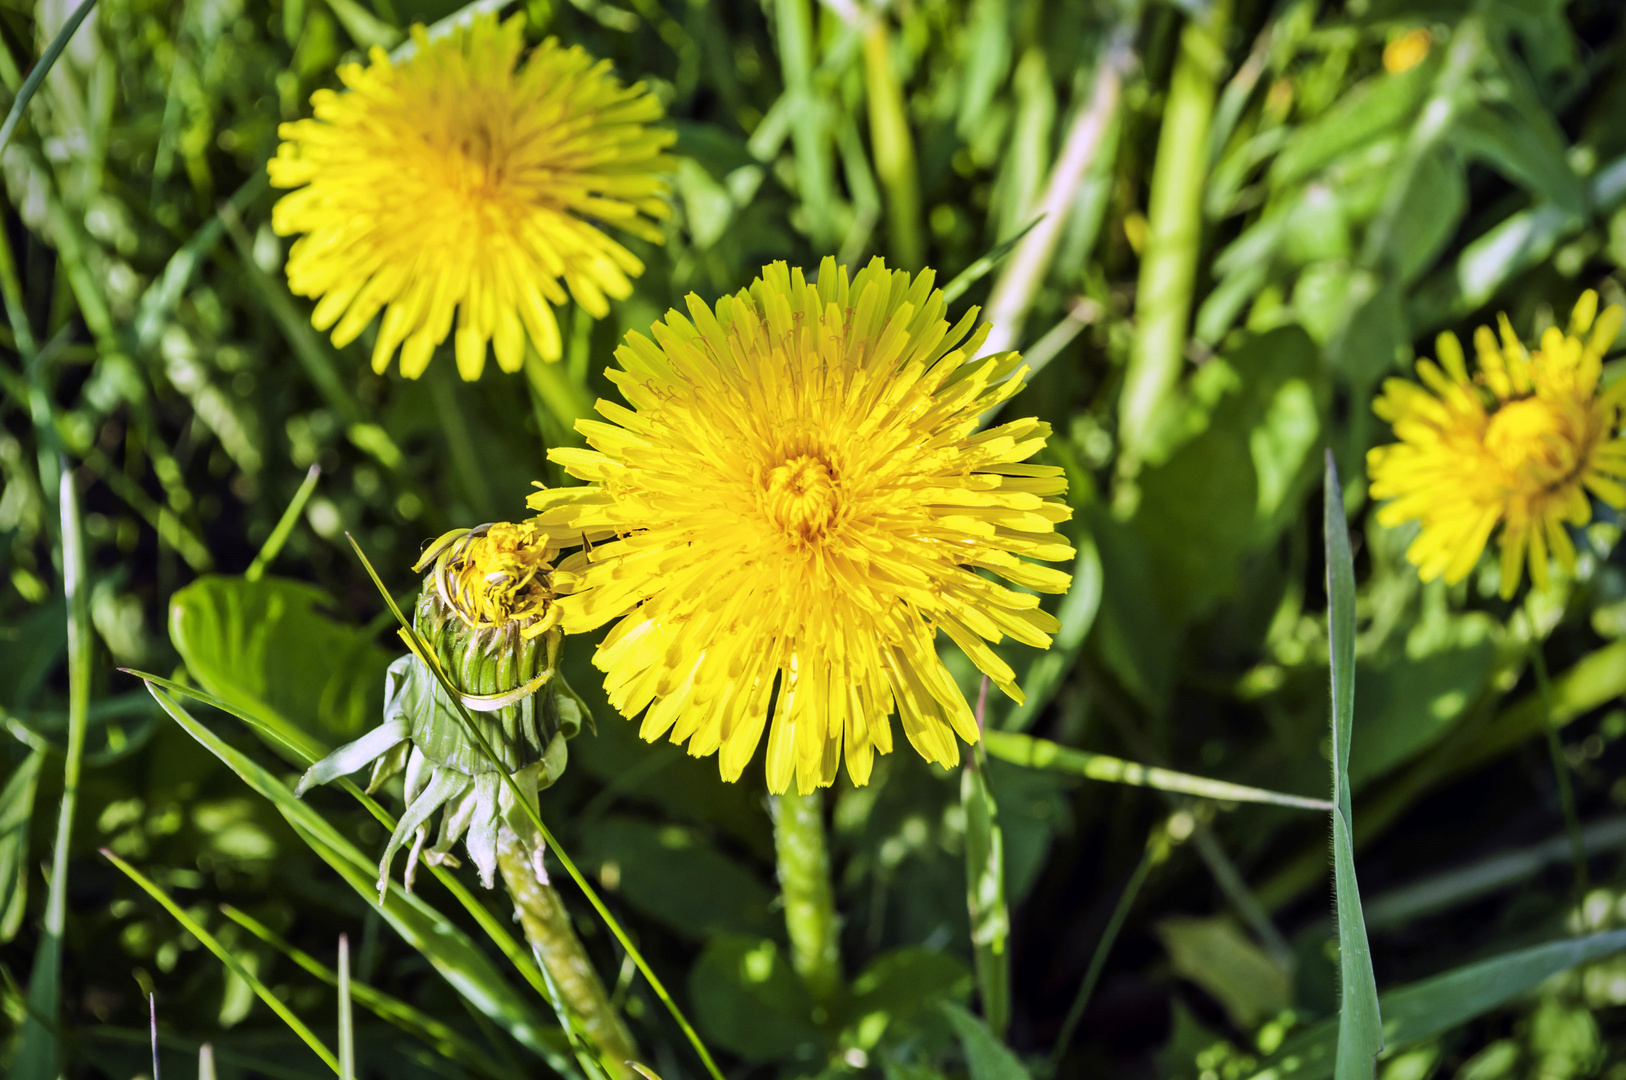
[772,788,842,1011]
[983,730,1332,810]
[496,828,638,1079]
[862,19,920,270]
[1049,830,1161,1073]
[13,468,91,1080]
[1529,632,1588,902]
[525,347,594,442]
[346,537,726,1080]
[1117,0,1231,479]
[775,0,836,251]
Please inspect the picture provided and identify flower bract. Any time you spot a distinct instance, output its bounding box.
[529,258,1073,794]
[269,15,674,380]
[1367,291,1625,597]
[296,523,586,895]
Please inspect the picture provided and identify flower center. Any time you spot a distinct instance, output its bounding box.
[1484,397,1571,480]
[763,454,842,545]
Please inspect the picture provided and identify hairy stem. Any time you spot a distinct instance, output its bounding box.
[496,829,638,1079]
[772,788,842,1010]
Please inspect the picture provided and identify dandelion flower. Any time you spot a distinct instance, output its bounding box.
[528,258,1074,794]
[268,15,675,381]
[297,522,587,894]
[1367,291,1626,597]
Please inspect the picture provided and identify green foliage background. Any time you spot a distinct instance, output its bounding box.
[3,0,1626,1077]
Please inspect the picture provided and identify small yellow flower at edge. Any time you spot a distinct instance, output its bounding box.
[268,15,675,381]
[529,258,1075,795]
[1366,291,1626,598]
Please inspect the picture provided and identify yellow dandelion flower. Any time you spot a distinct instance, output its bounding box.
[268,15,675,381]
[1367,291,1626,598]
[527,258,1075,794]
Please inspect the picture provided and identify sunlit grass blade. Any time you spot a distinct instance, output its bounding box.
[0,0,99,157]
[983,730,1333,811]
[102,849,342,1074]
[14,467,92,1080]
[346,533,726,1080]
[964,681,1009,1036]
[140,682,574,1075]
[1002,536,1102,732]
[1323,452,1381,1078]
[941,215,1044,305]
[1248,929,1626,1080]
[219,904,520,1080]
[337,936,353,1080]
[247,464,321,582]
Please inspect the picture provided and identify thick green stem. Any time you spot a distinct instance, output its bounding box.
[1117,0,1231,481]
[772,788,842,1011]
[496,829,639,1079]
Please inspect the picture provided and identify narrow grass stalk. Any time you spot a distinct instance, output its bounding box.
[0,0,99,157]
[982,31,1130,356]
[962,687,1009,1035]
[524,347,594,442]
[246,464,320,581]
[861,18,921,269]
[337,935,354,1080]
[1117,0,1231,479]
[983,730,1333,811]
[346,536,726,1080]
[497,827,638,1079]
[1049,829,1160,1074]
[772,788,842,1012]
[13,467,92,1080]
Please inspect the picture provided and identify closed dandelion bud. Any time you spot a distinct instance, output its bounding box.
[296,522,587,897]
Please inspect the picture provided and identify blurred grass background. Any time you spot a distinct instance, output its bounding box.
[3,0,1626,1076]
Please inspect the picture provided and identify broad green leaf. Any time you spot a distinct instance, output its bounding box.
[1269,64,1433,188]
[577,816,774,939]
[1248,930,1626,1080]
[169,575,394,758]
[142,685,570,1072]
[1134,327,1326,627]
[0,748,43,941]
[1324,454,1381,1079]
[1157,916,1290,1030]
[1349,629,1495,788]
[688,935,823,1064]
[962,754,1008,1037]
[941,1002,1030,1080]
[1385,148,1467,283]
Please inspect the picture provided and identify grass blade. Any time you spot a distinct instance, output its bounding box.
[964,683,1009,1036]
[982,730,1333,811]
[246,464,321,582]
[140,683,574,1074]
[337,936,353,1080]
[13,467,93,1080]
[219,904,519,1080]
[102,849,342,1074]
[1324,452,1381,1078]
[0,747,45,942]
[0,0,99,157]
[1249,930,1626,1080]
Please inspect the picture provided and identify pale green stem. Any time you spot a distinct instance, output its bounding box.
[862,19,921,270]
[496,827,639,1079]
[772,788,842,1011]
[1117,0,1231,481]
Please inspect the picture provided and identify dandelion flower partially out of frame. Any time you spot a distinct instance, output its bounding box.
[1367,291,1626,597]
[268,15,674,381]
[529,259,1074,794]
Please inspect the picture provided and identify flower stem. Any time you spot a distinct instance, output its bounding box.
[772,788,842,1010]
[496,829,639,1079]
